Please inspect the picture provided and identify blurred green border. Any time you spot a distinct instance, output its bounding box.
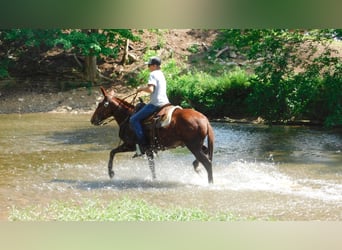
[1,222,342,250]
[0,0,341,28]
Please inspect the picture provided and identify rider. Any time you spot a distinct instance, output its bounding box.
[129,56,170,156]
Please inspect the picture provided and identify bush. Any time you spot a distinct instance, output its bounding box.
[247,73,323,123]
[308,70,342,127]
[246,70,342,126]
[167,69,252,118]
[0,60,10,79]
[212,29,342,126]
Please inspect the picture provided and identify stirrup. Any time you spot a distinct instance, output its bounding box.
[132,144,145,158]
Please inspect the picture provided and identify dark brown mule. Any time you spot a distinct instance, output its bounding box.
[91,87,214,183]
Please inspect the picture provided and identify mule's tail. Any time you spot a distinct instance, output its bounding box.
[207,121,214,162]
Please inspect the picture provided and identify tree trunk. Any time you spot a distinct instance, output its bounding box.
[82,29,98,85]
[84,55,97,85]
[121,39,129,65]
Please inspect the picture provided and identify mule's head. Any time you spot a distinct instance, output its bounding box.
[90,87,117,126]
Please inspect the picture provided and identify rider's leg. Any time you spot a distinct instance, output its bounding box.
[129,104,158,155]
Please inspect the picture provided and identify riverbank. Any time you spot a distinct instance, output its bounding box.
[0,85,331,127]
[0,84,135,114]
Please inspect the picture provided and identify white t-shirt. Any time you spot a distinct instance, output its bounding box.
[148,69,170,106]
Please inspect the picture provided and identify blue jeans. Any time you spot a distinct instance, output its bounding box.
[129,104,158,145]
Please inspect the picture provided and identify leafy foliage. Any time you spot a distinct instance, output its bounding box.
[0,29,138,79]
[167,68,252,118]
[213,29,342,126]
[55,29,139,57]
[0,29,62,78]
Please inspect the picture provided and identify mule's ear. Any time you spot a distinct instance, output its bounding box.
[100,86,107,97]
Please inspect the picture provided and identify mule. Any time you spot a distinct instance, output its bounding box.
[90,87,214,183]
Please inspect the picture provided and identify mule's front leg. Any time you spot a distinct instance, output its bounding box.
[108,144,133,179]
[108,149,116,178]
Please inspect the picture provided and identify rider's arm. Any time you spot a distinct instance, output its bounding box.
[137,84,154,94]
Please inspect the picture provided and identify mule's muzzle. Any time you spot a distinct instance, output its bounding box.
[90,116,101,126]
[91,116,113,126]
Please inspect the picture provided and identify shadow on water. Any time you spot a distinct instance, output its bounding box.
[48,126,118,146]
[51,178,184,190]
[46,125,122,153]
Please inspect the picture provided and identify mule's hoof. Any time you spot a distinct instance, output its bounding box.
[193,162,201,174]
[194,166,201,174]
[109,170,115,179]
[132,152,144,158]
[193,160,200,173]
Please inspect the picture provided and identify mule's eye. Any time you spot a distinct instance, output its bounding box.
[104,101,109,108]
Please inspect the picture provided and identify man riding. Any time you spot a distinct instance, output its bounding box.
[129,56,170,157]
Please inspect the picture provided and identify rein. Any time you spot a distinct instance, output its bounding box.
[122,91,139,105]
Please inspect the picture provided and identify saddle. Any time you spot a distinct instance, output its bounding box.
[133,101,182,150]
[142,104,182,128]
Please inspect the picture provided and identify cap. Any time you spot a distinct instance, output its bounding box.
[145,56,161,66]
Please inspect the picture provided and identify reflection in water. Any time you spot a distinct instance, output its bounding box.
[0,113,341,220]
[214,122,342,165]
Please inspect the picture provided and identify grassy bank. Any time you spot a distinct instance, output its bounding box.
[9,198,242,221]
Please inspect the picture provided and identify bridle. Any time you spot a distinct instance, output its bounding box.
[98,92,138,126]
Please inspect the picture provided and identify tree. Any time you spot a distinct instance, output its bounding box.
[0,29,62,78]
[55,29,139,84]
[0,29,139,84]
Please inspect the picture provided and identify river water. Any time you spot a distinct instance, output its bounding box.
[0,113,341,220]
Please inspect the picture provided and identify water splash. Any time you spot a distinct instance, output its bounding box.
[208,160,342,203]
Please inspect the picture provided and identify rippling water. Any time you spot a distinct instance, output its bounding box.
[0,113,341,220]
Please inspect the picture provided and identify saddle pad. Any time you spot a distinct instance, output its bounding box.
[159,105,182,127]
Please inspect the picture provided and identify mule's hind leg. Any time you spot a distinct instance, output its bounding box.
[197,151,213,184]
[146,149,156,180]
[193,159,200,173]
[188,145,213,184]
[192,145,209,173]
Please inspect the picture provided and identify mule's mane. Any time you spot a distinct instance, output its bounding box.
[111,96,135,114]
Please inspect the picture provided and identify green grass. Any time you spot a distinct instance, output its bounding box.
[9,198,241,221]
